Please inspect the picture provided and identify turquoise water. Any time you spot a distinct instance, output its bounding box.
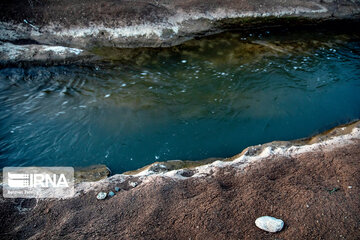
[1,29,360,173]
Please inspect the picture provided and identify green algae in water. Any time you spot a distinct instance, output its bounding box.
[1,29,360,173]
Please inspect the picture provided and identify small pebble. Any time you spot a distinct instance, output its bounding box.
[255,216,284,233]
[115,187,120,192]
[96,192,107,200]
[108,191,115,197]
[129,181,138,188]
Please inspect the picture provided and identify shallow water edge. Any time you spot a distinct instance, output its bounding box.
[1,20,360,67]
[44,119,359,185]
[1,119,358,184]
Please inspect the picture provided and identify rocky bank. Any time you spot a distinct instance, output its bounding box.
[1,0,360,65]
[1,120,359,239]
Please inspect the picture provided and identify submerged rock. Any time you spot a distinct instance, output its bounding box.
[255,216,284,233]
[74,165,111,183]
[0,42,93,66]
[149,163,168,173]
[96,192,107,200]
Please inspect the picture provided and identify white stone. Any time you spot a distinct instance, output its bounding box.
[96,192,107,200]
[129,181,138,188]
[255,216,284,233]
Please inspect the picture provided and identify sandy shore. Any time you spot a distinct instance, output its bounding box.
[1,121,359,239]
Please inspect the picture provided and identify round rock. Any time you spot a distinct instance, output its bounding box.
[255,216,284,233]
[96,192,107,200]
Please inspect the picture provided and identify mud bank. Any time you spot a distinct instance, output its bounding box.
[1,121,359,239]
[1,0,360,50]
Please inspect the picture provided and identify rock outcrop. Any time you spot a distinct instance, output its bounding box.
[1,0,360,49]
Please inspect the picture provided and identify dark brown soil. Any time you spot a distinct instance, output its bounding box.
[1,140,359,239]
